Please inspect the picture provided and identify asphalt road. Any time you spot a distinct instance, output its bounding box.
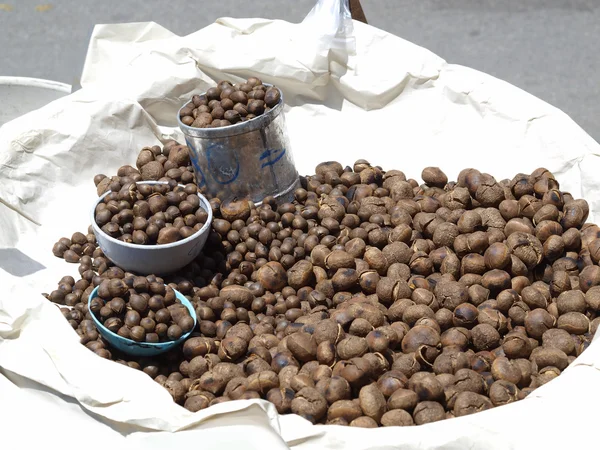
[0,0,599,141]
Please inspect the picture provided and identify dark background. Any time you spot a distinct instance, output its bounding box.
[0,0,598,141]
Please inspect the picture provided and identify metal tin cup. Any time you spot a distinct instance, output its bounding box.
[177,86,300,205]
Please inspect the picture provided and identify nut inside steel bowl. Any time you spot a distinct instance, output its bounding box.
[90,181,213,275]
[88,285,197,357]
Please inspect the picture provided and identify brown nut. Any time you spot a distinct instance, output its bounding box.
[337,336,369,360]
[502,331,532,359]
[287,332,317,363]
[453,391,493,417]
[387,388,419,412]
[380,409,415,426]
[489,380,519,406]
[408,372,444,402]
[556,312,590,335]
[412,401,445,425]
[506,232,543,270]
[327,399,363,423]
[491,357,522,385]
[358,383,386,423]
[257,261,288,292]
[266,387,295,414]
[291,387,328,424]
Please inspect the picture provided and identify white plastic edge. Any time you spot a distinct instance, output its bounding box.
[0,76,72,93]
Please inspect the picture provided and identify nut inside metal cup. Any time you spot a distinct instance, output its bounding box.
[177,84,300,205]
[178,84,284,138]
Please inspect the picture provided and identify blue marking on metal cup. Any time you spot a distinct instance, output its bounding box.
[259,148,286,168]
[185,137,206,188]
[206,142,240,185]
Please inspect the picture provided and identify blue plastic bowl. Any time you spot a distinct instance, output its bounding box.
[88,285,197,357]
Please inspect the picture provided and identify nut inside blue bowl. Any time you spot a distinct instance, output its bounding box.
[88,285,197,357]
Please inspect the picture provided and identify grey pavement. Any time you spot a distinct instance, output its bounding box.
[0,0,599,142]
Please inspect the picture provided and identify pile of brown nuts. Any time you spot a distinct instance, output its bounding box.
[46,141,600,428]
[51,142,200,253]
[91,276,194,343]
[52,233,97,264]
[95,141,196,193]
[94,181,208,245]
[179,77,282,128]
[46,274,94,307]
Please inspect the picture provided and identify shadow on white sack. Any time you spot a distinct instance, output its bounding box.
[1,0,600,448]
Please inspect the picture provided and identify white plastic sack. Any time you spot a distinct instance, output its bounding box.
[1,0,600,448]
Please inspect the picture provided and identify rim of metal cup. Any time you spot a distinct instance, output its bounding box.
[90,181,213,251]
[88,284,197,350]
[177,83,284,139]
